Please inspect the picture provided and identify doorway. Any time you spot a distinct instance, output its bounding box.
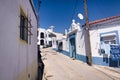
[70,38,76,59]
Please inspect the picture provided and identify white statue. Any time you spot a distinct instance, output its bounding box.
[71,19,77,31]
[68,19,81,32]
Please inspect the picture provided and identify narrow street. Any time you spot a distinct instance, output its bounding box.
[41,48,120,80]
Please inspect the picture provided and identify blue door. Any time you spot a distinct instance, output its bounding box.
[70,38,76,59]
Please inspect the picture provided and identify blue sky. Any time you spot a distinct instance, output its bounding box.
[33,0,120,33]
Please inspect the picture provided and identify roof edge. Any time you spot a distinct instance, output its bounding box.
[29,0,37,20]
[89,15,120,25]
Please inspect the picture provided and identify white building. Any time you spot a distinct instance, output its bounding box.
[55,20,86,61]
[58,16,120,67]
[89,15,120,67]
[37,27,63,49]
[0,0,38,80]
[62,20,87,61]
[37,28,46,48]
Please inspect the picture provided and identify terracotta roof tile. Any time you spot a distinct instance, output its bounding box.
[89,15,120,25]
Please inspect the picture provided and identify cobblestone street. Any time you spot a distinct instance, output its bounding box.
[41,48,120,80]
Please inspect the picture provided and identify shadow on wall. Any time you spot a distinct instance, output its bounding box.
[37,45,44,80]
[83,29,90,65]
[58,42,63,52]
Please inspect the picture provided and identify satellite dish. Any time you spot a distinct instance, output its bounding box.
[78,13,84,20]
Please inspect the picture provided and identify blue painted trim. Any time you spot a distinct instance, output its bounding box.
[68,38,72,57]
[68,33,76,58]
[100,30,119,44]
[52,49,119,67]
[52,48,57,51]
[92,56,109,66]
[59,49,87,63]
[61,50,70,57]
[76,53,86,62]
[68,33,75,37]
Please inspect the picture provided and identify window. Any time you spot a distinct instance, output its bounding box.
[40,40,44,45]
[20,9,28,42]
[41,32,44,38]
[101,35,116,44]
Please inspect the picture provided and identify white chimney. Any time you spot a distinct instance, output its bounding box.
[65,29,67,35]
[49,26,54,32]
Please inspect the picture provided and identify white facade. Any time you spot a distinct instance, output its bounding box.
[37,28,46,48]
[56,20,86,61]
[89,16,120,67]
[58,16,120,67]
[67,20,86,61]
[37,27,63,49]
[0,0,38,80]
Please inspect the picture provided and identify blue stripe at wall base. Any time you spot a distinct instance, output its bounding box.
[52,48,57,51]
[92,57,119,67]
[61,50,70,57]
[59,50,87,63]
[92,57,109,66]
[52,49,70,57]
[52,49,119,67]
[76,54,87,63]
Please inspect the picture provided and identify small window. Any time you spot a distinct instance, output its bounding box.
[40,40,44,45]
[41,32,44,38]
[101,35,116,44]
[20,11,28,42]
[104,41,109,44]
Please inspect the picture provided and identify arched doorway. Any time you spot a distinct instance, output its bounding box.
[58,42,63,51]
[40,39,44,45]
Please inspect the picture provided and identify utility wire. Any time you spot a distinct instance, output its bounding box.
[68,0,78,29]
[71,0,78,21]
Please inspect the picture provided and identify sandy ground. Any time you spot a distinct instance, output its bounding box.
[41,48,120,80]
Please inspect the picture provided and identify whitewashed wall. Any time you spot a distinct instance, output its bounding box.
[90,23,120,56]
[75,30,87,62]
[37,28,41,45]
[0,0,37,80]
[53,33,63,49]
[60,30,86,61]
[89,19,120,65]
[76,31,86,55]
[62,38,69,52]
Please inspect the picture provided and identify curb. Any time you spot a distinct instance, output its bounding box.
[93,65,120,80]
[102,66,120,74]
